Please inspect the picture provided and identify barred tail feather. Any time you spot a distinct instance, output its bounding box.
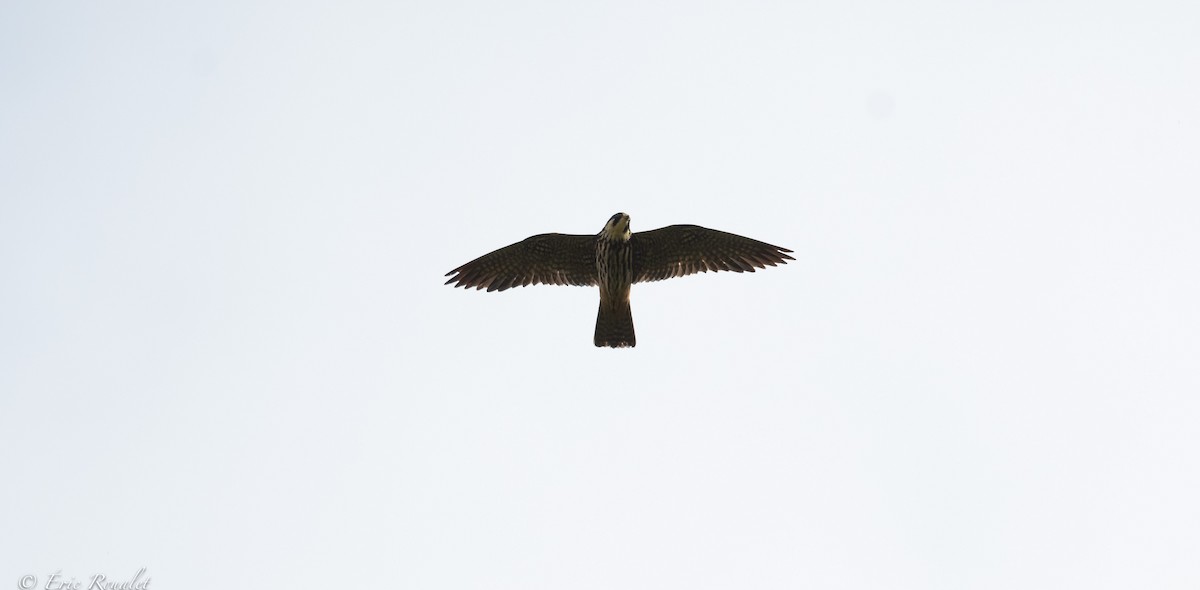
[594,300,636,348]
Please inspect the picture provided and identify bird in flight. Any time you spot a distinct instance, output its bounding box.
[445,213,793,348]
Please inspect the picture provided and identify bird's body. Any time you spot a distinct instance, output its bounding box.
[594,214,636,347]
[445,213,792,347]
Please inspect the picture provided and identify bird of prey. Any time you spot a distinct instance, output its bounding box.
[445,213,793,348]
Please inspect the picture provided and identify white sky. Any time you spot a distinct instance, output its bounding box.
[2,1,1198,588]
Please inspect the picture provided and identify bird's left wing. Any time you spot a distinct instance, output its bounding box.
[445,233,598,291]
[631,225,793,283]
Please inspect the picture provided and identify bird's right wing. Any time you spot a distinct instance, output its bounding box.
[631,225,793,283]
[445,233,598,291]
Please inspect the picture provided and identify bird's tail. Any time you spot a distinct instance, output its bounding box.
[594,300,636,348]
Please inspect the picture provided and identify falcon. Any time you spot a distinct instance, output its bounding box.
[445,213,793,347]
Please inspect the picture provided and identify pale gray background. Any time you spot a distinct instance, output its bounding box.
[2,1,1198,588]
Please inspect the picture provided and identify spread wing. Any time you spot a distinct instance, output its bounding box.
[445,233,598,291]
[631,225,793,283]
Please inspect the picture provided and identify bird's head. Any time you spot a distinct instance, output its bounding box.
[602,212,631,241]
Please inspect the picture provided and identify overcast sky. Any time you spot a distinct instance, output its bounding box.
[2,1,1198,589]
